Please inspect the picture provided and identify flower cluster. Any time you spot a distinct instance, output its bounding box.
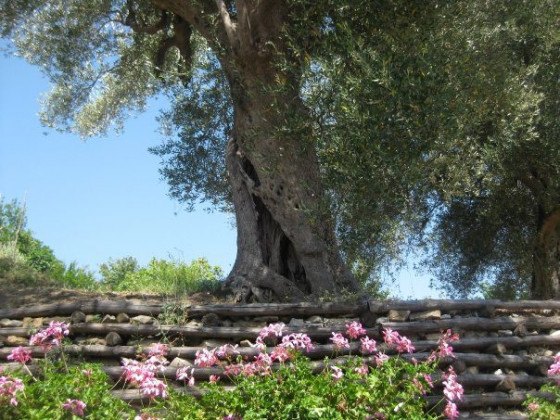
[547,352,560,377]
[121,355,169,399]
[176,366,196,386]
[62,399,86,417]
[7,346,32,365]
[0,375,24,406]
[29,321,70,351]
[382,328,416,354]
[428,329,459,363]
[442,366,464,419]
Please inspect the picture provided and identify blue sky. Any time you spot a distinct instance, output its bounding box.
[0,53,437,298]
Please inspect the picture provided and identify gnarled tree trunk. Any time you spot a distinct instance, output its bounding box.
[532,208,560,299]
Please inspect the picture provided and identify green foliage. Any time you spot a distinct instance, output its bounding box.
[100,257,222,295]
[99,256,139,289]
[3,362,134,419]
[524,383,560,419]
[193,355,435,420]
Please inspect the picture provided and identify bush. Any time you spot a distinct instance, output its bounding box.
[101,257,222,295]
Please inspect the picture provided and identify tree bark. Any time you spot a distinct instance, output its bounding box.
[532,208,560,299]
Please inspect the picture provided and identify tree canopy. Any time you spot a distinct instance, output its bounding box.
[2,0,559,300]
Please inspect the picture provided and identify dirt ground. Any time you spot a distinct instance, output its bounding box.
[0,277,222,309]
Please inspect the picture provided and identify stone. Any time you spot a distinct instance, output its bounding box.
[513,324,527,337]
[451,359,467,374]
[126,338,160,347]
[201,313,221,327]
[410,310,441,321]
[375,317,389,325]
[201,339,230,348]
[486,343,507,355]
[105,331,123,346]
[253,316,279,323]
[441,314,452,320]
[116,313,130,323]
[307,316,324,325]
[85,315,99,323]
[75,337,107,346]
[494,369,503,375]
[187,320,202,327]
[70,311,86,324]
[288,318,304,328]
[169,357,192,368]
[387,310,410,322]
[498,330,513,337]
[239,340,253,347]
[543,349,554,357]
[234,320,266,328]
[465,366,479,375]
[496,377,516,392]
[101,315,116,323]
[549,330,560,338]
[425,333,444,341]
[22,317,44,328]
[0,319,23,327]
[221,319,233,327]
[6,336,29,346]
[359,312,377,328]
[131,315,154,325]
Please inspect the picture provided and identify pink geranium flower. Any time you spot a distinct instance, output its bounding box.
[29,321,70,351]
[360,336,377,354]
[176,366,195,386]
[0,375,24,406]
[279,333,314,352]
[194,348,219,367]
[7,346,32,365]
[345,321,366,339]
[330,332,349,350]
[442,367,464,402]
[330,365,343,380]
[148,343,168,358]
[443,401,459,419]
[258,323,286,340]
[547,353,560,376]
[62,399,86,417]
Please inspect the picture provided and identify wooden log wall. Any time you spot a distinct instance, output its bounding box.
[1,298,559,419]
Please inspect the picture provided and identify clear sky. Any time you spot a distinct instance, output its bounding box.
[0,52,437,299]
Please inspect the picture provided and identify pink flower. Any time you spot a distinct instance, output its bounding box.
[330,332,349,350]
[270,346,291,362]
[527,402,540,411]
[194,348,219,367]
[176,366,195,386]
[354,364,368,375]
[62,399,86,417]
[141,377,168,399]
[258,323,285,341]
[280,333,314,352]
[29,321,70,351]
[442,367,464,402]
[423,373,434,389]
[345,321,366,339]
[253,352,273,369]
[382,328,400,345]
[438,342,455,358]
[395,336,415,354]
[0,375,24,406]
[374,353,389,366]
[360,336,377,354]
[145,355,169,373]
[216,344,240,358]
[250,337,267,352]
[330,365,343,380]
[148,343,168,358]
[81,368,93,378]
[7,346,32,365]
[443,401,459,419]
[224,363,244,377]
[547,353,560,376]
[209,374,220,383]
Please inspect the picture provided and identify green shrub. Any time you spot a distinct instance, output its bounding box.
[103,257,222,295]
[99,256,139,289]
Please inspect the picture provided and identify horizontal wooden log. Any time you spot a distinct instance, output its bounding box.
[425,391,556,409]
[414,334,560,352]
[405,352,554,370]
[67,323,365,340]
[0,300,366,320]
[368,299,560,314]
[380,316,560,335]
[0,300,163,319]
[185,302,367,318]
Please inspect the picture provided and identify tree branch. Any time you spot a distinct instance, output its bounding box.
[124,0,170,34]
[215,0,237,48]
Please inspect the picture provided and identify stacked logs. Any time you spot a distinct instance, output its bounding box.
[1,299,559,418]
